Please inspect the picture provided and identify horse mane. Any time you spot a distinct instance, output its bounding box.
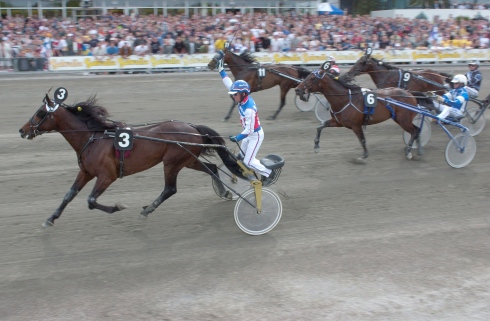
[236,50,259,64]
[335,72,362,91]
[371,57,398,70]
[65,95,125,130]
[297,66,312,79]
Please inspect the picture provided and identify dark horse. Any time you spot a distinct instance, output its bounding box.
[295,63,423,162]
[19,91,243,227]
[208,48,311,120]
[348,48,452,95]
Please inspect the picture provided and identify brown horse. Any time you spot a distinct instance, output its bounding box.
[348,48,452,95]
[295,63,423,162]
[19,90,244,227]
[208,48,311,120]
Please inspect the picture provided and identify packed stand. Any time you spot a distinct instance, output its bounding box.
[0,9,489,72]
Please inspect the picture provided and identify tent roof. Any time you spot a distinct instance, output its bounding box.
[317,3,344,15]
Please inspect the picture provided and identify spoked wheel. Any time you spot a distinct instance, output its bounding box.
[212,163,251,200]
[445,133,477,168]
[314,97,331,123]
[403,114,432,147]
[234,187,282,235]
[294,94,316,112]
[461,101,486,136]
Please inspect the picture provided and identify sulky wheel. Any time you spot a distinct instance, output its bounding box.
[403,114,432,147]
[461,101,486,136]
[212,163,251,200]
[234,187,282,235]
[445,133,476,168]
[314,97,332,123]
[294,94,316,112]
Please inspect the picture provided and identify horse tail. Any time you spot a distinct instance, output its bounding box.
[296,67,312,80]
[195,125,245,179]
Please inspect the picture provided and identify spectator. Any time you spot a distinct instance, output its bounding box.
[106,39,120,57]
[162,33,175,54]
[92,41,107,60]
[120,41,132,59]
[0,37,13,71]
[173,36,186,55]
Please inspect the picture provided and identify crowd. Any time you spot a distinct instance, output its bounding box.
[1,9,490,71]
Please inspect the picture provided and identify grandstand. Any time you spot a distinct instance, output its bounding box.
[0,1,340,19]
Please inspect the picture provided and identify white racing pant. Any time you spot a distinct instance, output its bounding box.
[239,129,271,177]
[465,86,479,99]
[433,101,464,120]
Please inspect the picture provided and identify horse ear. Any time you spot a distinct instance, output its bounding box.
[45,93,54,107]
[365,47,372,57]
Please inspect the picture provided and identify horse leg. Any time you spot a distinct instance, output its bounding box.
[43,171,93,227]
[314,119,341,153]
[140,165,181,218]
[223,100,235,121]
[404,124,422,159]
[351,126,369,163]
[87,176,127,213]
[267,87,287,120]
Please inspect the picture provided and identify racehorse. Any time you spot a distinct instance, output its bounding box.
[208,48,311,120]
[19,89,244,227]
[348,48,452,95]
[295,62,423,162]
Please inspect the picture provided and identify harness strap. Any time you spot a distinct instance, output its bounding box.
[78,132,96,170]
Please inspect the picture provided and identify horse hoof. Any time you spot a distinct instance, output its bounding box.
[314,147,320,153]
[406,152,413,160]
[116,202,128,210]
[139,213,149,219]
[42,220,53,227]
[267,116,276,121]
[222,118,229,122]
[224,191,233,200]
[354,158,367,164]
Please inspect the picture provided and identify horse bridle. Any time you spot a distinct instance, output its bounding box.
[28,98,60,138]
[303,69,326,93]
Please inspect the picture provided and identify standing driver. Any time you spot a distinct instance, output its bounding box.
[215,54,277,186]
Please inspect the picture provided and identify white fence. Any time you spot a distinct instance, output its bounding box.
[44,49,490,72]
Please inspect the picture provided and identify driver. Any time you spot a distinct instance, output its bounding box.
[215,55,278,186]
[432,74,469,121]
[465,60,482,98]
[326,56,340,76]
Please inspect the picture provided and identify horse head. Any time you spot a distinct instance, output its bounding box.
[19,88,64,139]
[295,69,325,101]
[207,50,225,70]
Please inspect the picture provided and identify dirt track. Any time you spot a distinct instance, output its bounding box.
[1,67,490,321]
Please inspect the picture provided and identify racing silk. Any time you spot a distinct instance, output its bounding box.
[219,69,261,141]
[442,87,469,112]
[466,69,482,91]
[235,96,261,140]
[220,69,233,89]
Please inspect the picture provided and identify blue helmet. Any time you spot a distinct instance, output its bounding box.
[228,80,250,95]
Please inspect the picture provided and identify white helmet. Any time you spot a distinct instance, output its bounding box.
[468,59,480,66]
[451,74,467,86]
[326,56,336,63]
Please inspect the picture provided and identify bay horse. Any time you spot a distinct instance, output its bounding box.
[348,48,452,95]
[19,89,244,227]
[295,62,423,162]
[207,48,311,120]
